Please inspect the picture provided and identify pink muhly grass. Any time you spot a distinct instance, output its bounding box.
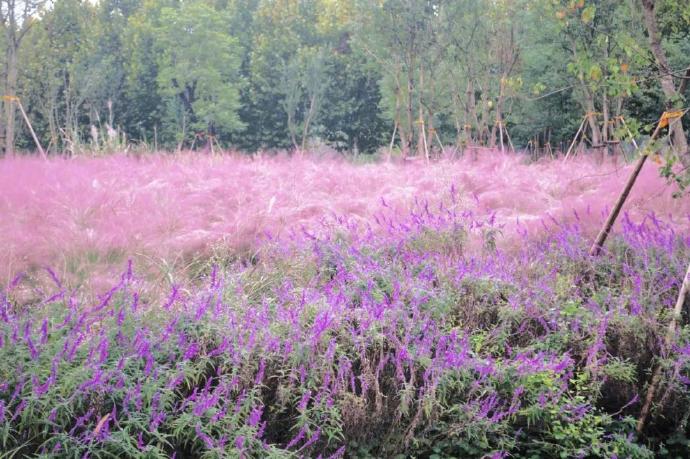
[1,152,687,289]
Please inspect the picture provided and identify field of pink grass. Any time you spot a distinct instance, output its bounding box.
[1,151,689,290]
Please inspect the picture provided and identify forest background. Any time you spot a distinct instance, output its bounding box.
[0,0,689,161]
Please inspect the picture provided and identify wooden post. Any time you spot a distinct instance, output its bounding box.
[3,96,46,159]
[564,115,587,161]
[636,260,690,435]
[620,116,639,151]
[504,125,516,153]
[589,120,665,257]
[389,122,398,154]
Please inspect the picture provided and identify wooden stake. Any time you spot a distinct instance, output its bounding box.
[497,120,505,154]
[589,121,663,256]
[564,115,587,161]
[431,128,444,154]
[636,260,690,435]
[389,122,398,154]
[3,96,46,159]
[505,125,516,153]
[18,101,46,159]
[620,117,639,154]
[422,123,429,163]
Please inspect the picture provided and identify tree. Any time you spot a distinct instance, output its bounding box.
[640,0,688,162]
[150,0,244,146]
[18,0,103,151]
[1,0,49,154]
[320,45,387,154]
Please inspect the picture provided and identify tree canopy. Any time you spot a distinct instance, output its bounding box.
[1,0,689,159]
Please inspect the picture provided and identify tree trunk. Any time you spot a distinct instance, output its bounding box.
[404,52,415,159]
[301,93,318,151]
[466,79,478,147]
[583,87,604,163]
[641,0,688,161]
[417,62,425,158]
[451,88,463,146]
[603,91,610,157]
[3,44,18,155]
[491,76,507,151]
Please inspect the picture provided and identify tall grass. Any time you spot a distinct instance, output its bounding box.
[1,152,688,295]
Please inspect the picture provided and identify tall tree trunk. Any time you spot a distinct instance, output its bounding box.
[391,84,403,154]
[602,91,610,156]
[466,79,478,146]
[641,0,688,161]
[426,68,436,155]
[404,52,415,159]
[491,76,507,151]
[417,62,425,158]
[301,93,318,151]
[583,86,604,163]
[3,44,18,154]
[451,88,463,146]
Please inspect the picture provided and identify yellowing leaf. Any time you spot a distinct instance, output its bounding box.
[581,5,595,23]
[658,110,684,129]
[589,64,602,81]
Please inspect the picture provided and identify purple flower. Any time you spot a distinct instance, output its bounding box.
[248,406,263,427]
[195,423,214,449]
[235,435,245,450]
[184,342,199,360]
[286,424,307,449]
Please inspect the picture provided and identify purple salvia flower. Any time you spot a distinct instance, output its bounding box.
[195,423,214,449]
[40,318,49,345]
[286,424,307,449]
[298,428,321,451]
[254,359,266,385]
[329,445,346,458]
[26,336,39,360]
[184,342,199,360]
[12,399,27,421]
[297,390,311,411]
[163,285,179,311]
[248,406,263,427]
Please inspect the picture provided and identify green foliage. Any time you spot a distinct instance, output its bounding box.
[5,0,690,158]
[153,0,244,138]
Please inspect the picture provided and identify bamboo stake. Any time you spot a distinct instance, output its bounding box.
[636,261,690,435]
[432,128,444,153]
[17,100,46,159]
[564,115,587,161]
[504,125,516,153]
[589,121,664,256]
[3,96,46,159]
[422,123,429,163]
[389,122,398,154]
[619,116,639,151]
